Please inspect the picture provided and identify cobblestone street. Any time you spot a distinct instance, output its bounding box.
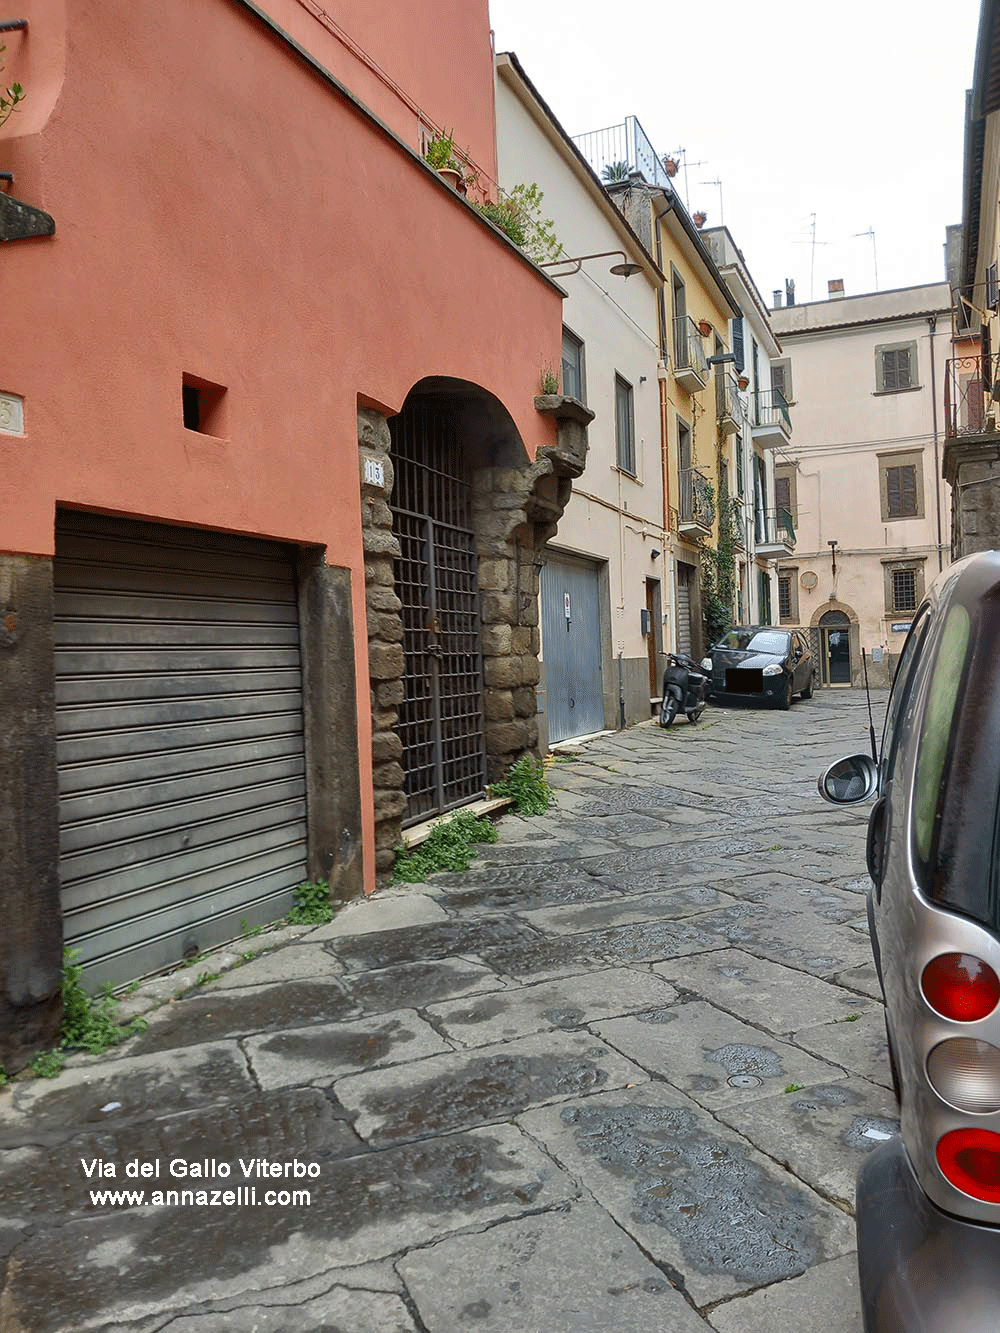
[0,691,892,1332]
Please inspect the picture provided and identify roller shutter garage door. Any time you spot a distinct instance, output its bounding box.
[54,513,309,987]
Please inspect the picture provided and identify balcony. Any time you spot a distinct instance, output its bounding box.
[673,316,709,393]
[678,466,715,539]
[944,352,999,440]
[751,389,793,449]
[755,507,796,558]
[716,372,744,435]
[571,113,676,191]
[730,496,748,550]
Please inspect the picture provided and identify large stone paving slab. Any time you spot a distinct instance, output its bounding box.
[793,1008,893,1091]
[0,1125,576,1331]
[310,891,449,939]
[519,1082,855,1308]
[207,943,345,990]
[593,1001,845,1110]
[344,958,508,1014]
[691,904,873,978]
[431,875,624,917]
[244,1009,452,1089]
[652,949,872,1035]
[0,1044,256,1148]
[398,1203,707,1332]
[714,1078,899,1209]
[519,883,741,935]
[0,1088,360,1228]
[126,980,359,1054]
[483,919,725,981]
[426,968,679,1047]
[336,1030,649,1145]
[325,918,540,971]
[708,1252,862,1332]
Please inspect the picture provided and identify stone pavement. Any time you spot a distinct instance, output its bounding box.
[0,690,892,1332]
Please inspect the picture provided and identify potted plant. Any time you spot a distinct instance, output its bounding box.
[662,155,679,178]
[692,210,707,229]
[737,374,749,391]
[697,319,713,337]
[424,130,462,189]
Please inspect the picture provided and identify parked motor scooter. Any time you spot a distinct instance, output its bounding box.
[659,652,709,727]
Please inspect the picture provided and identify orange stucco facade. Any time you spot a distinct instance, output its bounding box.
[1,1,562,907]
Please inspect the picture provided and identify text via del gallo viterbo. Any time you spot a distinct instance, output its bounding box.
[80,1157,319,1209]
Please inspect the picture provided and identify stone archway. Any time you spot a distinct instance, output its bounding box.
[358,385,591,877]
[812,600,860,687]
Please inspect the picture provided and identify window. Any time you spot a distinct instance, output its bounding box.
[561,328,585,403]
[771,360,791,403]
[182,374,228,437]
[892,568,917,612]
[615,374,636,475]
[774,472,795,525]
[875,341,918,393]
[778,567,798,623]
[878,450,924,521]
[987,261,999,312]
[735,441,744,497]
[883,558,925,616]
[731,315,745,375]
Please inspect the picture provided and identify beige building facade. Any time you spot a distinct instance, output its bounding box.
[770,284,952,688]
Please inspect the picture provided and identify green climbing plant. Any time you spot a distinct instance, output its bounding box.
[700,469,739,646]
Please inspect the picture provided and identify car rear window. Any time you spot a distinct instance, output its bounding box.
[913,603,971,867]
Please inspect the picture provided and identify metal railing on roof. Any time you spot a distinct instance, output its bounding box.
[571,115,676,191]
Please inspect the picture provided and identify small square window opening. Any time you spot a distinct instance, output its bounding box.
[182,374,228,437]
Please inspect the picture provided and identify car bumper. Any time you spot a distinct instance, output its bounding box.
[857,1136,1000,1331]
[710,673,788,704]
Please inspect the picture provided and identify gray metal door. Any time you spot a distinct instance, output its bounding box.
[390,398,487,825]
[54,513,308,986]
[541,556,604,743]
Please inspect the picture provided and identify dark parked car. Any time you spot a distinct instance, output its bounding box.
[702,625,815,709]
[819,550,1000,1332]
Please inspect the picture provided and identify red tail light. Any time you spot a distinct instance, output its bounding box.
[937,1128,1000,1203]
[921,954,1000,1022]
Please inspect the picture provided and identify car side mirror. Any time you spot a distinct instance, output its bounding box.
[817,754,879,805]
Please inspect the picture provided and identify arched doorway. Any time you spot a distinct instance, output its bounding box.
[819,609,852,685]
[389,395,487,825]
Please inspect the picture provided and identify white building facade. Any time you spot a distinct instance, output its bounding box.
[495,54,665,743]
[770,283,952,688]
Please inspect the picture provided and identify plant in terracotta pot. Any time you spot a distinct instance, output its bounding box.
[697,319,713,337]
[737,374,749,391]
[424,130,463,188]
[692,210,707,229]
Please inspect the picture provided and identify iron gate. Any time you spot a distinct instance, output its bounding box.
[391,399,487,825]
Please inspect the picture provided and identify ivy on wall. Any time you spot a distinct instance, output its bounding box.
[700,462,740,646]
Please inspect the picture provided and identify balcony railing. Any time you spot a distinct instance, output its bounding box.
[571,114,675,190]
[755,507,796,552]
[944,353,999,438]
[753,388,792,434]
[679,466,715,533]
[673,315,709,390]
[716,372,744,433]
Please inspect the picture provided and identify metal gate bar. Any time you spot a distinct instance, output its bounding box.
[390,399,486,825]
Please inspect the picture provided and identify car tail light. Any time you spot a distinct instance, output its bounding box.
[927,1039,1000,1112]
[937,1128,1000,1204]
[921,954,1000,1021]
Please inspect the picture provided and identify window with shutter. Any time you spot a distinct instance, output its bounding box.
[886,465,917,517]
[987,263,999,312]
[774,475,791,514]
[615,374,635,475]
[561,329,585,403]
[732,316,745,374]
[876,341,918,392]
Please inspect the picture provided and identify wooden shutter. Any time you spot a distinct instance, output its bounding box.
[774,475,791,514]
[732,316,745,374]
[886,465,917,517]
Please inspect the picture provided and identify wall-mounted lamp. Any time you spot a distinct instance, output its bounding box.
[706,352,737,368]
[540,250,642,279]
[650,548,661,560]
[828,539,839,577]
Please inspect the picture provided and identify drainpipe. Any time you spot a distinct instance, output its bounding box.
[654,220,671,532]
[927,315,944,571]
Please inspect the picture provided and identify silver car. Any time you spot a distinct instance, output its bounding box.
[819,550,1000,1331]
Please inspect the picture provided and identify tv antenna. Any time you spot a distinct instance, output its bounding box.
[852,227,879,291]
[700,178,724,225]
[669,147,707,208]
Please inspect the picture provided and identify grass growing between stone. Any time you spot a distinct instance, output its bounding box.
[491,755,556,815]
[393,809,498,883]
[286,879,335,926]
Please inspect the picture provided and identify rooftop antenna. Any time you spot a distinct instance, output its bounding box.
[852,227,879,291]
[700,178,724,225]
[790,214,831,300]
[669,147,707,208]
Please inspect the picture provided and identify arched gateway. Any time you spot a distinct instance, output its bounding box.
[358,381,592,874]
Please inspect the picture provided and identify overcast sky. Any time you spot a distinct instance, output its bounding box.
[490,0,981,306]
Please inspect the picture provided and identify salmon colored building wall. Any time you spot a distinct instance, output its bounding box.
[0,1,562,899]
